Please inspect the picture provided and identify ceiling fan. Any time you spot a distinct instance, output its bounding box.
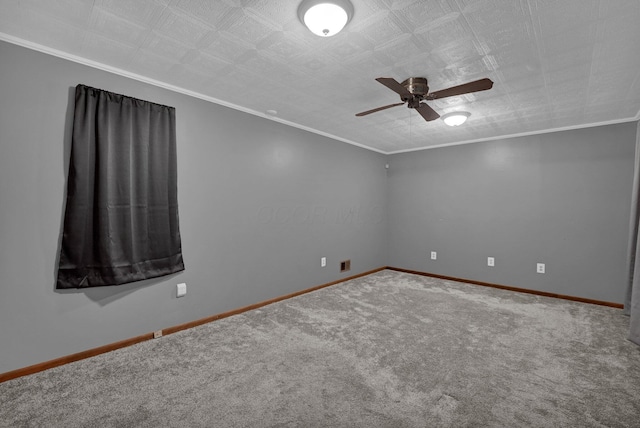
[355,77,493,122]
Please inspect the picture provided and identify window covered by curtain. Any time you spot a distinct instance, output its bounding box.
[56,84,184,289]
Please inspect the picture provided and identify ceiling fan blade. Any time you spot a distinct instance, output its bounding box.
[415,103,440,122]
[426,78,494,100]
[375,77,412,98]
[355,102,405,117]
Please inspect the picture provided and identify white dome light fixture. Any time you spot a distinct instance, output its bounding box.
[298,0,354,37]
[442,111,471,127]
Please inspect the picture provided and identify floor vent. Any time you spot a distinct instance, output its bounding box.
[340,260,351,272]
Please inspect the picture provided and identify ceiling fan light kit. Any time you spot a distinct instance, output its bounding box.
[298,0,354,37]
[442,111,471,126]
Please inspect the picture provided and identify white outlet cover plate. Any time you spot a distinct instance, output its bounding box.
[177,282,187,297]
[488,257,495,266]
[321,257,326,267]
[430,251,437,260]
[537,263,545,273]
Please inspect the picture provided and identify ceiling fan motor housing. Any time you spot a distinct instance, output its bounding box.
[401,77,429,97]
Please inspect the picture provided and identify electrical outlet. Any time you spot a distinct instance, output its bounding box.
[153,330,163,339]
[487,257,495,267]
[177,283,187,297]
[537,263,545,274]
[430,251,437,260]
[321,257,326,267]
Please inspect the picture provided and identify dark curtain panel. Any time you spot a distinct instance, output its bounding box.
[56,84,184,289]
[626,121,640,345]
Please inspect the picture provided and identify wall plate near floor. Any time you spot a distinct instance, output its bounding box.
[153,330,163,339]
[537,263,545,274]
[321,257,327,267]
[177,283,187,297]
[487,257,495,267]
[340,260,351,272]
[430,251,437,260]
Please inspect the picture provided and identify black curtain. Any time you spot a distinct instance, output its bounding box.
[57,84,184,289]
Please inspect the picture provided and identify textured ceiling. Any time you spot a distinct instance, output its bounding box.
[1,0,640,153]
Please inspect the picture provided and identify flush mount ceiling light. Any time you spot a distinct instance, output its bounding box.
[298,0,354,37]
[442,111,471,126]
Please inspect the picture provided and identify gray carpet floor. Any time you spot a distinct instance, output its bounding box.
[1,269,640,427]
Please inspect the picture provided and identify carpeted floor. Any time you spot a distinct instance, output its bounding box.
[1,269,639,427]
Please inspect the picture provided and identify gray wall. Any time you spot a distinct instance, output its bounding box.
[388,123,636,304]
[0,41,388,374]
[1,39,637,376]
